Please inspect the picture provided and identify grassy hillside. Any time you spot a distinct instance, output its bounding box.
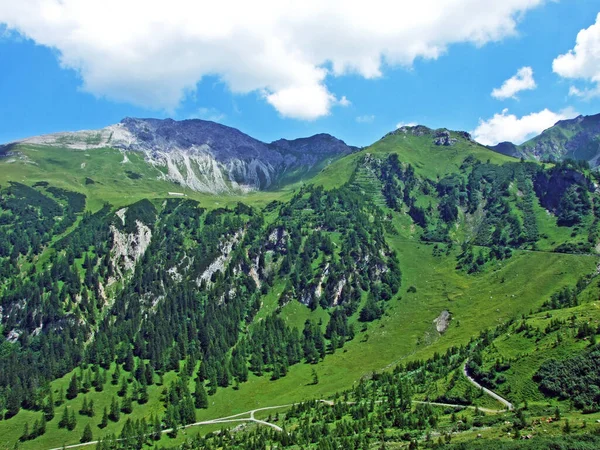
[2,126,600,449]
[492,113,600,165]
[1,237,595,449]
[314,126,515,189]
[0,144,295,211]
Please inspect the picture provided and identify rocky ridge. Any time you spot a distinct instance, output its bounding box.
[9,118,356,194]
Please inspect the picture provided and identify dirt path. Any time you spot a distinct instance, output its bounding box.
[463,363,514,411]
[47,393,511,450]
[46,404,293,450]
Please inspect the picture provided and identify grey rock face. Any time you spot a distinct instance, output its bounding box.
[10,118,356,194]
[433,129,457,146]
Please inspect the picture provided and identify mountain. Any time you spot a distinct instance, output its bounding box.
[5,117,356,194]
[2,118,600,449]
[491,113,600,165]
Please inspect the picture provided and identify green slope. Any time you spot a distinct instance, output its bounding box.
[2,124,600,449]
[491,113,600,165]
[314,126,515,190]
[0,144,296,211]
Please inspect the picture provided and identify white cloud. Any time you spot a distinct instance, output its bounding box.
[553,13,600,99]
[569,85,600,99]
[356,115,375,124]
[189,107,225,122]
[472,107,579,145]
[338,96,351,107]
[0,0,544,120]
[396,122,417,128]
[491,66,536,99]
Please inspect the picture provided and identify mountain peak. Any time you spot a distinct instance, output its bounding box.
[490,112,600,165]
[9,117,356,194]
[383,124,475,147]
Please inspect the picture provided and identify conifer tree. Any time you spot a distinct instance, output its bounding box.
[81,423,93,443]
[20,422,29,442]
[111,365,121,385]
[66,374,79,400]
[118,376,128,397]
[43,392,55,421]
[99,407,108,429]
[121,395,133,414]
[194,379,208,409]
[67,410,77,431]
[58,406,69,428]
[109,397,120,422]
[56,386,65,406]
[80,397,89,416]
[138,384,149,404]
[37,416,47,437]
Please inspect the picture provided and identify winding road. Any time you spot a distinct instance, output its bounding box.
[46,367,513,450]
[463,362,514,411]
[47,404,294,450]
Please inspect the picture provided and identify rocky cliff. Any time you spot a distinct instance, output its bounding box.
[11,118,357,193]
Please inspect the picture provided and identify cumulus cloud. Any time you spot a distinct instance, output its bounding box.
[491,66,536,99]
[338,96,351,107]
[396,122,417,128]
[553,13,600,99]
[356,115,375,124]
[189,107,226,122]
[472,107,579,145]
[0,0,544,120]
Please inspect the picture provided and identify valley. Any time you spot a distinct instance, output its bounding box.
[1,118,600,449]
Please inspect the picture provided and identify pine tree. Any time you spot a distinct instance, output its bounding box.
[218,366,230,387]
[93,368,105,392]
[194,379,208,409]
[80,397,89,416]
[112,365,121,385]
[152,414,162,441]
[81,423,93,443]
[43,392,55,421]
[208,373,218,396]
[20,422,29,442]
[37,416,47,437]
[118,377,128,397]
[311,368,319,385]
[58,406,69,428]
[99,407,108,429]
[82,370,92,393]
[67,410,77,431]
[138,384,149,404]
[124,348,135,372]
[66,374,79,400]
[121,395,133,414]
[109,397,120,422]
[56,386,65,406]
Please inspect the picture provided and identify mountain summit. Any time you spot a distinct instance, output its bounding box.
[490,113,600,165]
[12,118,357,193]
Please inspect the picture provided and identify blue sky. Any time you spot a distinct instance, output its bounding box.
[0,1,599,147]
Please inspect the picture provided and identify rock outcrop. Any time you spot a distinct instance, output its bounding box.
[109,213,152,281]
[433,130,458,146]
[12,118,356,194]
